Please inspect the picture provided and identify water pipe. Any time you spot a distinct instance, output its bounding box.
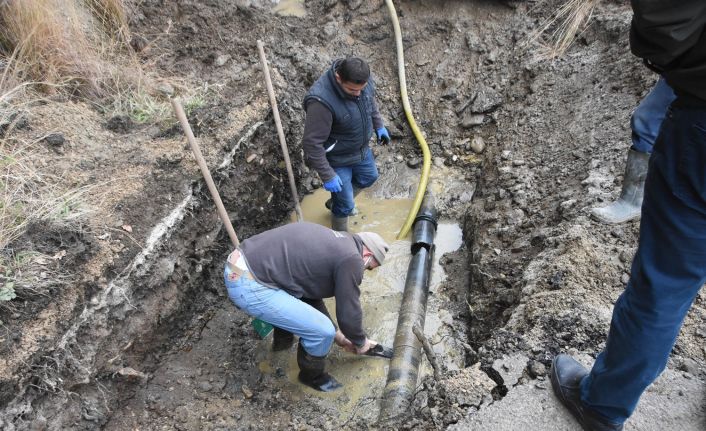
[379,193,437,420]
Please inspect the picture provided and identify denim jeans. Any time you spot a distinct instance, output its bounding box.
[582,102,706,423]
[630,78,676,153]
[330,147,379,217]
[224,265,335,357]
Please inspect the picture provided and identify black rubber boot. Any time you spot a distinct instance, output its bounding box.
[331,214,348,232]
[297,343,342,392]
[272,327,294,352]
[550,355,624,431]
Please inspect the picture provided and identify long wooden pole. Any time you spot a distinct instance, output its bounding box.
[256,40,304,222]
[171,99,240,248]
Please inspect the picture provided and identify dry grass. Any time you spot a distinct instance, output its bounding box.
[527,0,599,59]
[0,0,135,98]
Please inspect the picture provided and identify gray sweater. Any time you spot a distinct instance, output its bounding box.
[239,222,367,346]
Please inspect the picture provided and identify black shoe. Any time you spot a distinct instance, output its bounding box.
[272,327,294,352]
[550,355,624,431]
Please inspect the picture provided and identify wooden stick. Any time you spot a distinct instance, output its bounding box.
[413,324,442,381]
[171,99,240,248]
[256,40,304,222]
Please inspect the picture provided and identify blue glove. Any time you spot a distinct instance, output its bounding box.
[323,175,343,193]
[376,127,391,145]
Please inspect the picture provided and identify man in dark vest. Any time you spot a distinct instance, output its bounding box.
[302,56,391,232]
[551,1,706,430]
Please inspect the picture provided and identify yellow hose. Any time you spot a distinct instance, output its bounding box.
[385,0,432,240]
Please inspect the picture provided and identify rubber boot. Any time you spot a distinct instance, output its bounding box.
[331,214,348,232]
[272,327,294,352]
[296,343,342,392]
[325,187,362,216]
[590,149,649,224]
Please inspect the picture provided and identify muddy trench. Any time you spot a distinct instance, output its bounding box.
[3,1,705,430]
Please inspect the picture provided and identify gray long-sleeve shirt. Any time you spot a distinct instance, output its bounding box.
[302,100,384,182]
[239,222,367,346]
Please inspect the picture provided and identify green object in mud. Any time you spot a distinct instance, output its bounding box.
[251,318,273,338]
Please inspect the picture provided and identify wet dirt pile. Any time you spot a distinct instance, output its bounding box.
[1,0,704,430]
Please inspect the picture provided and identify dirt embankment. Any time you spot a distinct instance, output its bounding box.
[1,1,704,430]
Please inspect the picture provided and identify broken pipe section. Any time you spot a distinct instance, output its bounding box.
[379,193,437,421]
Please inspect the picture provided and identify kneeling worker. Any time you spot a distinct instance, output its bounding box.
[223,222,389,392]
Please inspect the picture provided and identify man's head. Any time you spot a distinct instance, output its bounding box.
[357,232,389,269]
[335,56,370,97]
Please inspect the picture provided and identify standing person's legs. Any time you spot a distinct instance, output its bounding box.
[630,78,676,153]
[350,147,379,191]
[224,268,335,357]
[582,106,706,423]
[330,148,379,218]
[591,78,676,224]
[330,164,355,218]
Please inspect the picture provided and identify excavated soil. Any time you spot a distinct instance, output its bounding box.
[1,0,704,430]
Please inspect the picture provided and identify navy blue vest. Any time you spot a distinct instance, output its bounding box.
[303,60,375,167]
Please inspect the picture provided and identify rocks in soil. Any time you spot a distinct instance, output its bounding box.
[470,85,503,113]
[470,136,485,154]
[492,353,529,387]
[407,157,422,169]
[43,133,65,148]
[461,113,485,129]
[106,115,135,134]
[157,82,175,97]
[0,110,30,137]
[527,360,547,378]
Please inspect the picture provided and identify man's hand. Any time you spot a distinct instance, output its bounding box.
[323,175,343,193]
[355,338,378,355]
[376,127,391,145]
[334,330,356,353]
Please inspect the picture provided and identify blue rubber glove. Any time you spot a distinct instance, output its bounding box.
[376,127,391,145]
[323,175,343,193]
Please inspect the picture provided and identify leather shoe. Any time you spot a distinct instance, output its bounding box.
[550,355,624,431]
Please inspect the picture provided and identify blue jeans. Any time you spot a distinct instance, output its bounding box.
[630,78,676,153]
[581,102,706,423]
[330,147,379,217]
[224,265,335,357]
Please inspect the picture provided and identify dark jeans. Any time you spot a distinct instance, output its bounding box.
[581,101,706,423]
[630,78,676,153]
[330,147,379,217]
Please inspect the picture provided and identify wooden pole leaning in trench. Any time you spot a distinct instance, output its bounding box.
[171,99,240,248]
[257,40,304,222]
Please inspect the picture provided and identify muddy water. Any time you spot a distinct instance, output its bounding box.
[254,189,464,421]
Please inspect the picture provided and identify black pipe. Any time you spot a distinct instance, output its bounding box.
[379,194,437,420]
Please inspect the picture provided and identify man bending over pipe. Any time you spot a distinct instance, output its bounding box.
[302,56,391,232]
[224,221,389,391]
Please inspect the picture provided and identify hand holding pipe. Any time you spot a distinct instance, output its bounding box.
[171,98,240,248]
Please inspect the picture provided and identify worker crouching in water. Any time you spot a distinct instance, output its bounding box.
[223,222,389,392]
[302,56,391,232]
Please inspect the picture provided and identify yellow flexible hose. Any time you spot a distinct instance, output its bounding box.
[385,0,432,240]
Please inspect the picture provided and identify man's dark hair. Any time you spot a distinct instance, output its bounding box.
[336,57,370,84]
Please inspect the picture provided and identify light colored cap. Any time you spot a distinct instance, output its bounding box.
[357,232,389,265]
